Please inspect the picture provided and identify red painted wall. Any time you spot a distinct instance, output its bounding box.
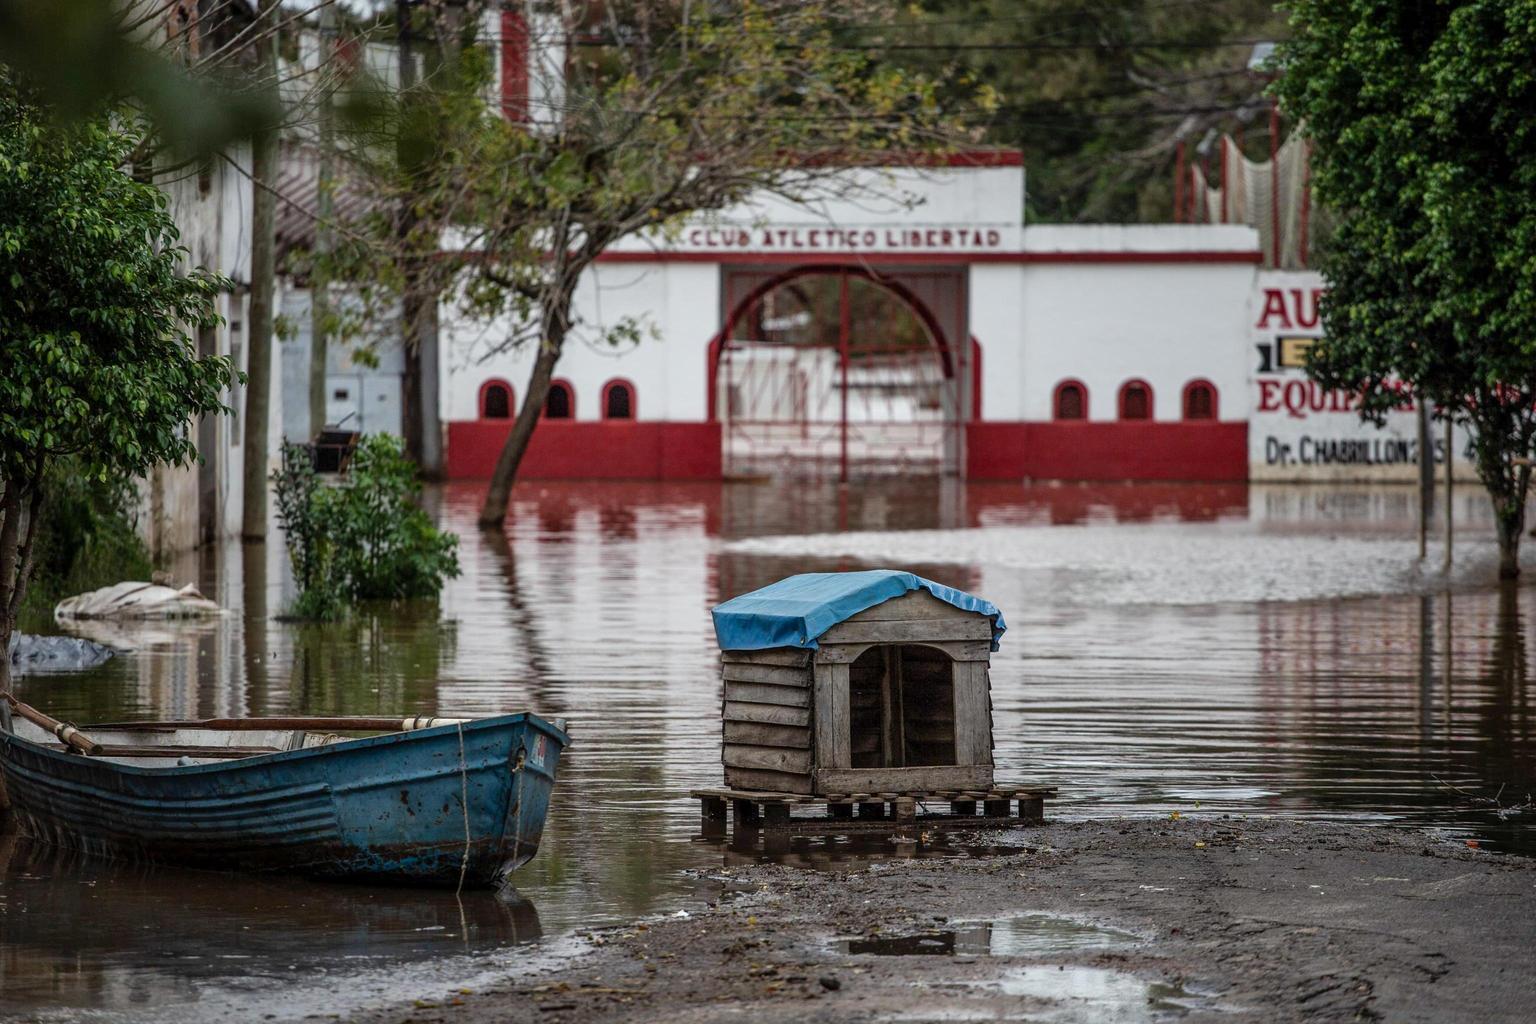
[967,422,1248,482]
[447,421,723,480]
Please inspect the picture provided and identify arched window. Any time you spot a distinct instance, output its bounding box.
[1118,379,1153,421]
[1183,379,1218,420]
[544,380,574,419]
[1053,380,1087,421]
[479,379,513,419]
[602,379,636,420]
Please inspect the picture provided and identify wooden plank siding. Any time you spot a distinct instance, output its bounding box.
[952,660,994,767]
[813,638,991,665]
[721,648,812,667]
[820,618,993,645]
[723,721,811,749]
[812,661,850,770]
[849,589,962,620]
[814,765,994,793]
[723,681,812,708]
[721,663,812,687]
[723,702,810,727]
[722,767,814,794]
[722,744,812,773]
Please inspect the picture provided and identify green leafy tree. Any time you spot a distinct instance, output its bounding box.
[0,79,236,687]
[1276,0,1536,579]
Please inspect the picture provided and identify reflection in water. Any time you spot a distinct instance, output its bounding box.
[0,834,539,1012]
[838,913,1137,957]
[2,480,1533,1020]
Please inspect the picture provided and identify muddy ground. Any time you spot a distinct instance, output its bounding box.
[358,818,1534,1024]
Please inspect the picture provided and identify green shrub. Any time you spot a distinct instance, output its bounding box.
[272,435,460,621]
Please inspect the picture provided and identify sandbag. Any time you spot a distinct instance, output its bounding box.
[55,581,222,620]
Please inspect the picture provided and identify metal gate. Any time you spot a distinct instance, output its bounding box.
[715,267,967,480]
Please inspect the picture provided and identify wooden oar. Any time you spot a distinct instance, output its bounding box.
[85,715,468,733]
[1,693,103,755]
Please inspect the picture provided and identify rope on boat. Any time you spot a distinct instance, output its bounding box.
[455,720,472,896]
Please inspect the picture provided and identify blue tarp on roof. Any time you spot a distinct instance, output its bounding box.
[711,570,1005,652]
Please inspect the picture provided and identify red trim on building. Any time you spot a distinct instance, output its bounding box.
[1182,379,1219,420]
[1053,379,1089,420]
[601,377,638,419]
[545,378,576,418]
[966,422,1247,482]
[969,337,982,420]
[446,421,722,479]
[478,378,515,419]
[499,10,529,122]
[1117,379,1154,421]
[596,249,1262,266]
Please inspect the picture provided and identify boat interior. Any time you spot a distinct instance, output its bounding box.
[6,720,361,767]
[2,709,470,768]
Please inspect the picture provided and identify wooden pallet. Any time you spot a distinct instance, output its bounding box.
[689,784,1057,832]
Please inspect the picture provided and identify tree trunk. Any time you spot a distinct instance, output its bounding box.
[402,288,424,461]
[242,14,278,541]
[0,484,20,694]
[478,336,564,528]
[309,0,335,440]
[0,474,42,694]
[1472,410,1530,580]
[401,283,442,473]
[1492,515,1517,580]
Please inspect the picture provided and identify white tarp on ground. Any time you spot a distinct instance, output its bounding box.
[55,582,222,620]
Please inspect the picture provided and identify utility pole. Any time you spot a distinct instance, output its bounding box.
[394,0,444,477]
[309,0,336,439]
[1443,419,1454,570]
[241,0,279,541]
[1417,400,1433,559]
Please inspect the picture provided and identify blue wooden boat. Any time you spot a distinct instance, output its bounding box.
[0,701,569,888]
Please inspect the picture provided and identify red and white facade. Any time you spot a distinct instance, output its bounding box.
[440,155,1469,482]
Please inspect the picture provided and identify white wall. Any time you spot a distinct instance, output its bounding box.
[1014,227,1257,423]
[969,264,1026,420]
[442,262,721,423]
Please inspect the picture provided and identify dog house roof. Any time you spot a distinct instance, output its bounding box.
[711,570,1005,652]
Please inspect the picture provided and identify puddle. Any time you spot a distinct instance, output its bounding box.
[838,912,1138,957]
[983,965,1210,1021]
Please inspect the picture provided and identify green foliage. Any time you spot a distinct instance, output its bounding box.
[0,75,236,488]
[1275,0,1536,576]
[272,441,346,621]
[272,436,460,621]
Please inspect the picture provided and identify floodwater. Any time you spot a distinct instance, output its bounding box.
[2,479,1534,1020]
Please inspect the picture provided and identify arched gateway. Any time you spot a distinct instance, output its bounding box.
[711,265,973,479]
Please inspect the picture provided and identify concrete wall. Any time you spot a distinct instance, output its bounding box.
[141,143,273,557]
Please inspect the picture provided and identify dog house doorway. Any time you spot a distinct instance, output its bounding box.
[848,644,957,769]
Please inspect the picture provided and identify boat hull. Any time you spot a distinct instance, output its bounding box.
[0,713,567,887]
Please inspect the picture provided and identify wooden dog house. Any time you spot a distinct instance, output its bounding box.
[708,571,1004,797]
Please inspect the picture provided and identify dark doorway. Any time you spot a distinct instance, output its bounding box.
[848,644,957,768]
